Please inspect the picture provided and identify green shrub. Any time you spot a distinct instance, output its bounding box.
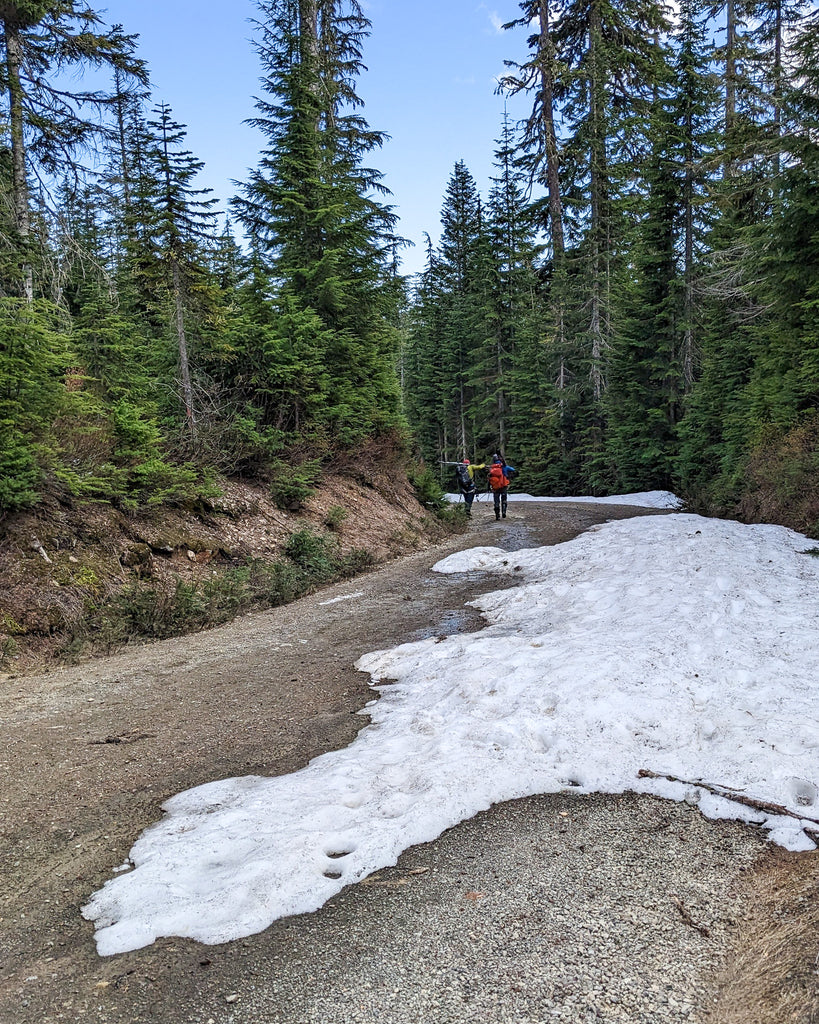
[338,548,375,576]
[57,529,379,663]
[270,459,321,511]
[325,504,347,531]
[284,529,337,582]
[408,464,447,512]
[0,636,19,669]
[0,429,40,512]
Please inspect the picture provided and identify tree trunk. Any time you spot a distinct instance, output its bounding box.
[300,0,319,86]
[588,1,606,403]
[171,255,196,436]
[535,0,568,400]
[683,106,695,389]
[458,378,467,458]
[537,0,565,262]
[772,0,782,180]
[113,69,133,215]
[4,19,33,301]
[724,0,736,175]
[497,335,506,452]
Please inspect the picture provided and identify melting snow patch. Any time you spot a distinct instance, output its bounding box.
[83,511,819,955]
[318,591,365,606]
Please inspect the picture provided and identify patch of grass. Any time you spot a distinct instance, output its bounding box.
[709,851,819,1024]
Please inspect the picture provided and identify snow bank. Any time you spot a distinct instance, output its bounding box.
[445,489,682,508]
[83,512,819,955]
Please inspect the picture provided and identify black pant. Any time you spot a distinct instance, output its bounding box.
[460,487,476,512]
[492,487,508,517]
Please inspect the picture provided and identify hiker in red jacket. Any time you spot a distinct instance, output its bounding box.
[487,453,515,520]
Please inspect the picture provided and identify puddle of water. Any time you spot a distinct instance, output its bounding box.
[494,521,535,552]
[409,520,538,643]
[409,608,476,642]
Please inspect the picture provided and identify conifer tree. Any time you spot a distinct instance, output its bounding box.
[234,0,402,449]
[401,236,450,464]
[0,2,146,299]
[501,0,572,448]
[502,0,565,263]
[132,103,219,437]
[671,0,721,389]
[430,161,487,460]
[484,114,544,459]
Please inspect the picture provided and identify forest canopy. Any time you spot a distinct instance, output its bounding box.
[1,0,819,536]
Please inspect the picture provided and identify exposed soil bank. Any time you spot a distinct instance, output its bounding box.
[0,463,449,675]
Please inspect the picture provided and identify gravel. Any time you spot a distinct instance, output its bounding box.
[212,791,764,1024]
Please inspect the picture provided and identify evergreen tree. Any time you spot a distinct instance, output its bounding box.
[671,0,721,389]
[131,103,220,437]
[0,2,146,299]
[484,113,544,462]
[408,161,490,462]
[234,0,403,449]
[502,0,565,264]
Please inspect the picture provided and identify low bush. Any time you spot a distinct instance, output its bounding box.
[408,464,448,513]
[325,504,347,531]
[270,459,322,511]
[58,529,375,661]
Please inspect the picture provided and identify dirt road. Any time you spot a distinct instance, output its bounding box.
[0,501,813,1023]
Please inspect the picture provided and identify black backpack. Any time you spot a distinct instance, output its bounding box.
[455,463,471,488]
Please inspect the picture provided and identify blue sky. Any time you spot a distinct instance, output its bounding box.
[97,1,531,275]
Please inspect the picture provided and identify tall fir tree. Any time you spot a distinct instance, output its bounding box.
[233,0,403,450]
[131,103,220,439]
[0,2,146,299]
[484,112,545,464]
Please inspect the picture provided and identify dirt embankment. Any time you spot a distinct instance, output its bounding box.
[0,460,452,676]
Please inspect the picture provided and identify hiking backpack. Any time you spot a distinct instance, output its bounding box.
[455,463,472,488]
[488,463,508,491]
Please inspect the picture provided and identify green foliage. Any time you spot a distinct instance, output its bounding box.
[324,505,348,531]
[3,0,819,546]
[735,414,819,537]
[270,458,321,511]
[0,635,19,671]
[0,300,75,512]
[61,537,375,659]
[284,529,338,582]
[0,429,40,511]
[408,464,449,513]
[233,0,404,449]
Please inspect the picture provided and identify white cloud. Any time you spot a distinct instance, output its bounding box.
[476,3,505,35]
